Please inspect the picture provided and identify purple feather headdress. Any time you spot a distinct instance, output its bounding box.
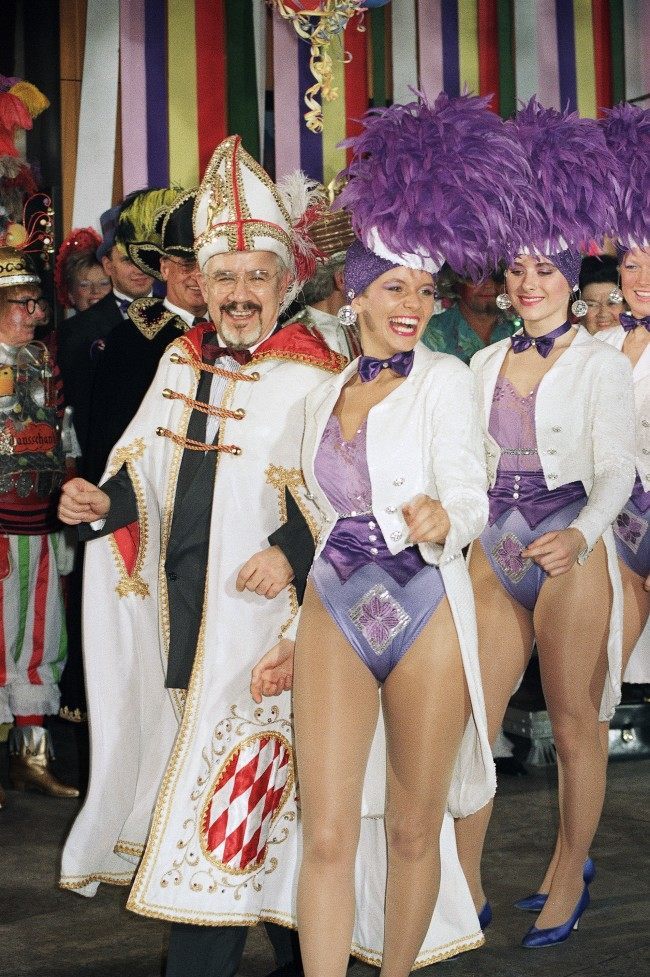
[600,102,650,254]
[506,97,621,258]
[335,92,536,280]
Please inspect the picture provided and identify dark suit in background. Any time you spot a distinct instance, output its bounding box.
[57,291,123,465]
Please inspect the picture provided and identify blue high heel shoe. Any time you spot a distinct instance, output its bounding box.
[514,857,595,912]
[478,901,492,930]
[521,885,590,948]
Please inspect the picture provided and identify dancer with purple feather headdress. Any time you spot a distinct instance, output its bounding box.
[251,92,535,976]
[454,98,637,949]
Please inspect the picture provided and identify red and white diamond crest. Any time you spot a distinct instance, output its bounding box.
[201,733,292,872]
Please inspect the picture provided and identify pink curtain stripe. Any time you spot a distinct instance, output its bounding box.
[535,0,560,109]
[417,0,443,100]
[273,15,301,179]
[119,0,149,193]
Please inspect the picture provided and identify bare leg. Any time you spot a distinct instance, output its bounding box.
[533,539,611,928]
[293,582,380,977]
[454,542,535,909]
[540,557,650,897]
[599,558,650,747]
[379,598,470,977]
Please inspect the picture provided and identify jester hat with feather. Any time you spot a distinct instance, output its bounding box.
[334,91,538,283]
[505,97,622,287]
[193,136,323,311]
[599,101,650,257]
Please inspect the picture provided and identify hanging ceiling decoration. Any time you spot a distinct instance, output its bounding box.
[269,1,371,133]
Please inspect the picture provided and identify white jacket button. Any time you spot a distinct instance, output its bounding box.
[393,475,405,486]
[390,530,402,541]
[552,426,562,432]
[385,505,397,514]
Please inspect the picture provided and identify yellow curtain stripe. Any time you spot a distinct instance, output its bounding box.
[322,34,347,185]
[573,0,597,119]
[168,0,199,187]
[458,0,479,95]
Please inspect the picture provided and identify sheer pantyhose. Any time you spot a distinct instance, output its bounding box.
[455,537,611,929]
[293,581,470,977]
[536,557,650,897]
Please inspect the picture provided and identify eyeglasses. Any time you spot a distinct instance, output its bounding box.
[76,278,111,292]
[6,297,49,315]
[203,270,280,292]
[585,300,621,311]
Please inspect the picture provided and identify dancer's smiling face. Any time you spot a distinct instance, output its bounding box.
[506,254,571,330]
[200,250,291,350]
[353,267,435,360]
[619,247,650,320]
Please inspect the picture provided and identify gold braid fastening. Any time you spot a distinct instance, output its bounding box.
[162,388,246,421]
[156,427,242,455]
[169,351,260,383]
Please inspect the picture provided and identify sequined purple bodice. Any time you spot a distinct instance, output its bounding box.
[314,414,372,516]
[488,377,585,527]
[313,414,426,584]
[488,377,541,472]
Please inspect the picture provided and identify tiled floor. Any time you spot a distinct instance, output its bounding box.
[0,720,648,977]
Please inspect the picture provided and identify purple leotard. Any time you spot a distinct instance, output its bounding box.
[613,474,650,577]
[309,414,445,682]
[479,378,587,610]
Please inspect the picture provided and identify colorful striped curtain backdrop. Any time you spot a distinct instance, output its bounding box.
[70,0,650,225]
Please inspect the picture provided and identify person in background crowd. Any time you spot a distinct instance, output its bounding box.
[0,248,79,807]
[290,199,362,361]
[57,189,175,463]
[421,268,517,364]
[455,98,635,950]
[54,227,111,316]
[82,190,205,484]
[579,254,629,335]
[56,189,177,726]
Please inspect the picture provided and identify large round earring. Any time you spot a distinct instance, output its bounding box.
[571,289,588,318]
[608,284,624,304]
[338,290,357,327]
[496,287,512,311]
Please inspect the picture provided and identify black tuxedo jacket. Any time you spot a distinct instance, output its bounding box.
[84,300,187,483]
[57,292,123,464]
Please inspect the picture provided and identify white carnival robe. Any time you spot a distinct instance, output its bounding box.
[61,324,486,966]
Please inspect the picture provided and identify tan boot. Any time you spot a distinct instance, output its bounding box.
[9,725,79,798]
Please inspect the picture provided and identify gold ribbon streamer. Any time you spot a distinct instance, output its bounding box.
[271,0,364,133]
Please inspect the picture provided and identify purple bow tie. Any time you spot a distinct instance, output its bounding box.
[510,321,573,358]
[358,350,414,382]
[620,311,650,333]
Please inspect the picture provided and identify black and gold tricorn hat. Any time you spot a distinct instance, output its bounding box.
[128,189,197,281]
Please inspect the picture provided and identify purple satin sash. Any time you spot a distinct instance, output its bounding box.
[489,470,586,528]
[631,472,650,514]
[321,515,427,585]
